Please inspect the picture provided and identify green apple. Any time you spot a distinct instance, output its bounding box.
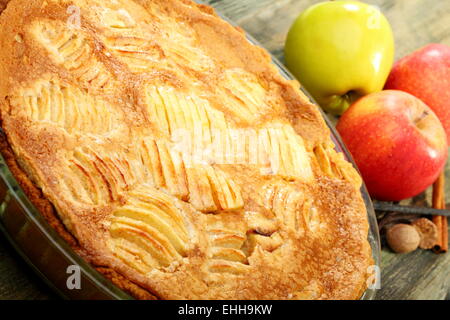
[285,0,394,114]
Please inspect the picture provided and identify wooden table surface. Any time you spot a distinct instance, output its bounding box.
[0,0,449,300]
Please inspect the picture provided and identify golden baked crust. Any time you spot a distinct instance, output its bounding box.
[0,0,372,299]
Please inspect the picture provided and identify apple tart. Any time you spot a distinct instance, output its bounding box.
[0,0,373,299]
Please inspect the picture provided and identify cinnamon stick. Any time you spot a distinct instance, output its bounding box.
[431,172,448,253]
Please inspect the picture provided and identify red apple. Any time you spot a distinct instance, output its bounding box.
[337,90,448,201]
[385,44,450,139]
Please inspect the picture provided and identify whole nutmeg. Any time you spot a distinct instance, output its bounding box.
[412,218,438,249]
[386,224,420,253]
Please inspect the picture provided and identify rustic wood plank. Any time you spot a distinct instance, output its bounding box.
[377,158,450,300]
[0,233,55,300]
[379,226,450,300]
[205,0,275,21]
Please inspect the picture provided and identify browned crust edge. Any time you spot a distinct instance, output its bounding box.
[0,130,156,300]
